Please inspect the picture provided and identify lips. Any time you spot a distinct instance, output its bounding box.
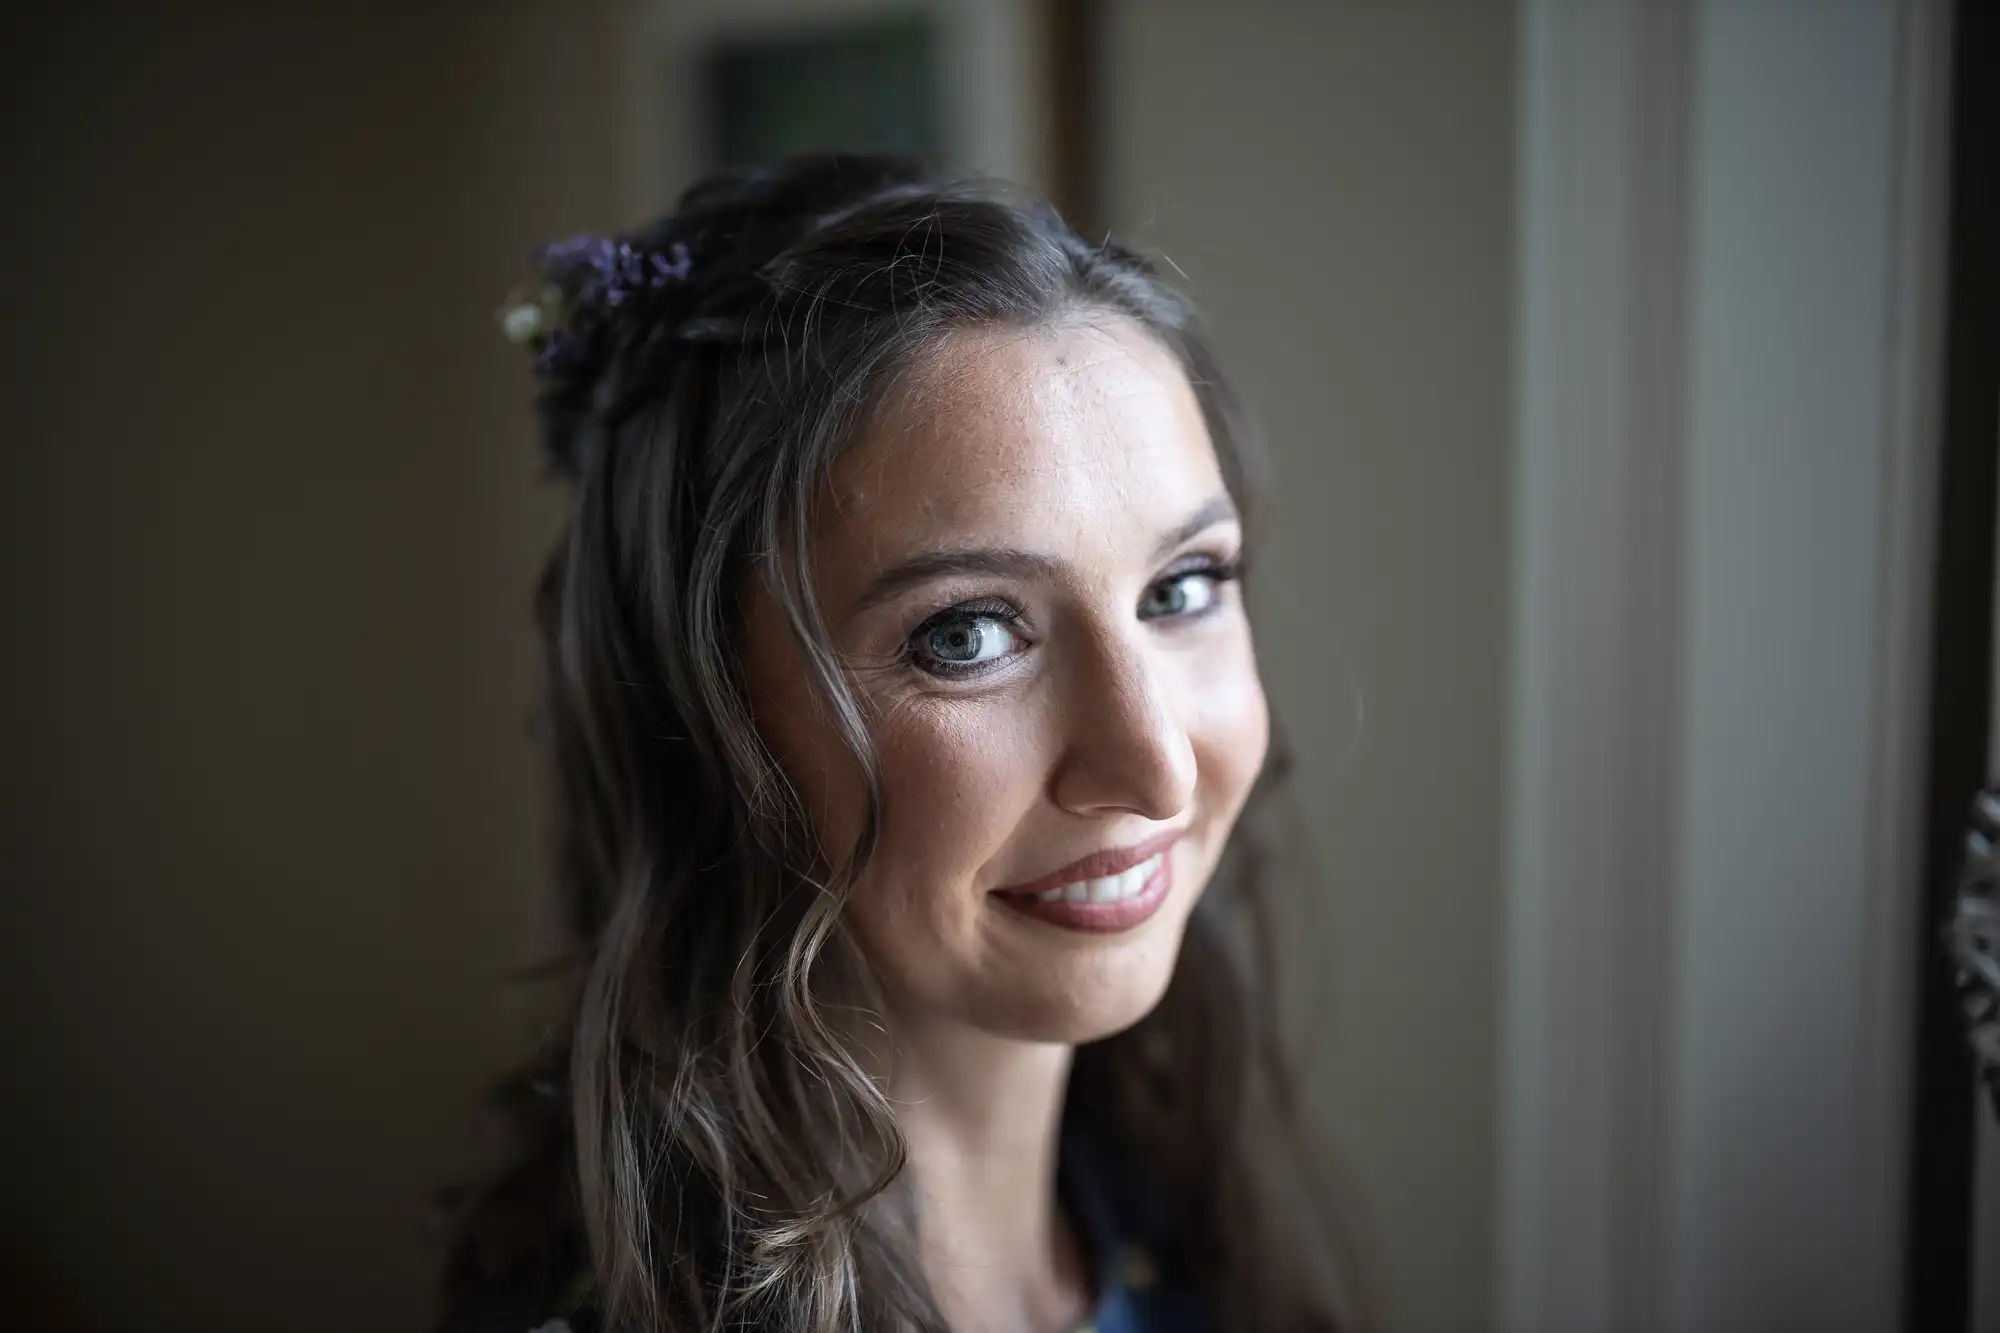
[1020,851,1164,905]
[992,829,1184,898]
[990,830,1183,933]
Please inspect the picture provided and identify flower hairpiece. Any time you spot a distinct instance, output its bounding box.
[497,234,693,376]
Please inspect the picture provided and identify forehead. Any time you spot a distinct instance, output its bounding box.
[820,317,1225,560]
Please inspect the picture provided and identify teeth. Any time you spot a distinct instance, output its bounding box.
[1036,854,1162,907]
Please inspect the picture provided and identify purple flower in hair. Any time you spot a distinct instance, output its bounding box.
[499,233,695,377]
[535,235,692,310]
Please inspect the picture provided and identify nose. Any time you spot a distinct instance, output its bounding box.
[1048,629,1198,821]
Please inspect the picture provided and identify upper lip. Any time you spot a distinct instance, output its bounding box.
[992,829,1185,897]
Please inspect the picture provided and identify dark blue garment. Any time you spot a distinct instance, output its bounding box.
[1057,1129,1211,1333]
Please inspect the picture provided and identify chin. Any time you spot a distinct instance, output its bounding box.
[979,937,1186,1046]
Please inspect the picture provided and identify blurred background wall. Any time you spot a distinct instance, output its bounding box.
[0,2,1971,1332]
[0,7,630,1327]
[1100,10,1515,1331]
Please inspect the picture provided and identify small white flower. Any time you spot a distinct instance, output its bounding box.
[498,282,563,346]
[501,300,546,345]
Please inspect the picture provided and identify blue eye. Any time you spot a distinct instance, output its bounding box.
[1139,568,1230,620]
[910,607,1024,676]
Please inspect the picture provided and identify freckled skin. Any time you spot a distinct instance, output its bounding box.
[743,317,1270,1046]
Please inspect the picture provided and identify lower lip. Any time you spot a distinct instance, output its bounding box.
[992,855,1174,934]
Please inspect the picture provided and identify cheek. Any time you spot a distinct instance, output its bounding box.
[854,698,1046,930]
[1188,631,1270,819]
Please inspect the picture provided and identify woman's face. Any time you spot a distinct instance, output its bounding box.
[744,316,1269,1047]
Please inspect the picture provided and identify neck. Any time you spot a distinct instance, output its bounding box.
[885,1014,1093,1333]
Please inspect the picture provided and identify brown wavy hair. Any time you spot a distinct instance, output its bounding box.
[441,154,1351,1333]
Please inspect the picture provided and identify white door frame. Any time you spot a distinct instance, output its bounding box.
[1501,1,1951,1328]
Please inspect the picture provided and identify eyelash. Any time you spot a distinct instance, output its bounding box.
[903,556,1244,680]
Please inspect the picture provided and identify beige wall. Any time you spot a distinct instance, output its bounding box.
[1103,4,1516,1330]
[0,7,643,1328]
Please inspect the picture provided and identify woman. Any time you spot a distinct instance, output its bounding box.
[445,154,1348,1333]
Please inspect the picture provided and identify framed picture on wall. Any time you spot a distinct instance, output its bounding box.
[644,0,1058,213]
[703,15,944,170]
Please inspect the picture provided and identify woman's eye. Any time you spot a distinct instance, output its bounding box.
[1139,570,1222,620]
[911,612,1022,675]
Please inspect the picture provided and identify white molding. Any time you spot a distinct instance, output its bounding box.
[1666,1,1944,1325]
[1500,5,1693,1330]
[1504,1,1950,1329]
[1857,0,1952,1316]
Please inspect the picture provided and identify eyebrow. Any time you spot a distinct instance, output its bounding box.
[1149,494,1239,564]
[849,493,1240,616]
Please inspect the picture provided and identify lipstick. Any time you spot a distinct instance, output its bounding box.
[989,831,1181,933]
